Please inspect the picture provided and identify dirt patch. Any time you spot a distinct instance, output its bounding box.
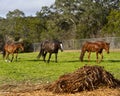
[0,86,120,96]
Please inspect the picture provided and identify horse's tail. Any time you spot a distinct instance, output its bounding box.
[3,48,6,59]
[37,43,44,59]
[80,50,86,62]
[37,49,43,59]
[80,44,86,62]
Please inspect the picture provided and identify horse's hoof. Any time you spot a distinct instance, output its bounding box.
[5,60,11,63]
[5,60,7,62]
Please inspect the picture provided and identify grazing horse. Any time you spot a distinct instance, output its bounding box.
[37,40,63,63]
[3,42,24,62]
[80,41,110,63]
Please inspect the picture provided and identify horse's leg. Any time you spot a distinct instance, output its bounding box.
[88,52,91,62]
[43,52,47,62]
[99,52,103,63]
[55,53,58,63]
[5,53,10,62]
[4,52,8,62]
[96,52,99,63]
[48,53,52,63]
[11,53,14,62]
[15,53,18,61]
[101,52,103,60]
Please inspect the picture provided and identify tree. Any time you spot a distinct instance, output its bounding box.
[40,0,83,40]
[0,0,119,47]
[6,9,25,19]
[102,9,120,36]
[76,0,109,38]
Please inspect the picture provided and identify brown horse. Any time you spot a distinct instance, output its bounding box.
[37,40,63,63]
[3,42,24,62]
[80,41,110,63]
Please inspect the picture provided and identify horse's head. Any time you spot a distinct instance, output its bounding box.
[104,42,110,54]
[59,42,63,52]
[18,43,24,52]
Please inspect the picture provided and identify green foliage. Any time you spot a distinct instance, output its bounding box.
[0,0,120,43]
[102,9,120,36]
[6,9,25,19]
[0,51,119,84]
[76,0,109,38]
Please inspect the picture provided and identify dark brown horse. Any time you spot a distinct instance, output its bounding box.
[37,40,63,63]
[80,41,110,63]
[3,42,24,62]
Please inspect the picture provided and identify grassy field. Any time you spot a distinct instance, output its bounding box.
[0,50,120,85]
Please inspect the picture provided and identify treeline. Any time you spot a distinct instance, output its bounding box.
[0,0,120,44]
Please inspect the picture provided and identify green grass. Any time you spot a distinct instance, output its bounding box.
[0,51,120,85]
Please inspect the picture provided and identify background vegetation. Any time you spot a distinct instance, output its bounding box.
[0,0,120,46]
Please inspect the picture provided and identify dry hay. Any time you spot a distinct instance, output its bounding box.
[45,65,120,93]
[1,88,120,96]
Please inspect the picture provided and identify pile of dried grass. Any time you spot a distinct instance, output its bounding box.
[45,65,120,93]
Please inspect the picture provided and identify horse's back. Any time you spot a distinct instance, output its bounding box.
[83,41,99,48]
[4,44,15,53]
[95,41,110,46]
[4,42,24,53]
[82,41,102,52]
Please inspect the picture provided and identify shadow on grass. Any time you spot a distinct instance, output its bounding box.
[105,60,120,62]
[81,59,120,63]
[26,59,62,64]
[23,58,120,63]
[26,59,43,62]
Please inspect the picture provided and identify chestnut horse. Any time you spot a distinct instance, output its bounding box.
[37,40,63,63]
[3,42,24,62]
[80,41,110,63]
